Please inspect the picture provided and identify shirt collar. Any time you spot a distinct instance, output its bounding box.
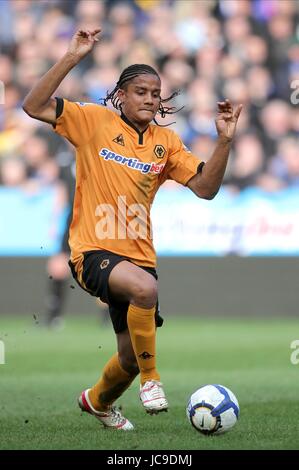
[120,112,150,145]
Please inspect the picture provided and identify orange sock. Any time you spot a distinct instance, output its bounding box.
[127,304,160,385]
[88,353,137,411]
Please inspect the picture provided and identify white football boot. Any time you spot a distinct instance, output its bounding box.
[78,389,134,430]
[140,380,168,414]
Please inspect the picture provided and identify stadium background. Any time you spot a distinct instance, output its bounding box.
[1,0,299,453]
[0,0,298,316]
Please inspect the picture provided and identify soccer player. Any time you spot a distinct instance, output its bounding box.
[23,29,242,430]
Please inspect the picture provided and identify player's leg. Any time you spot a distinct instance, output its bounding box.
[116,327,139,376]
[88,328,138,411]
[109,261,168,413]
[109,261,160,383]
[74,253,137,429]
[44,252,69,328]
[79,325,137,430]
[88,300,167,416]
[75,252,166,427]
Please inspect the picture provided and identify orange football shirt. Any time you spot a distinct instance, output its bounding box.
[54,99,202,273]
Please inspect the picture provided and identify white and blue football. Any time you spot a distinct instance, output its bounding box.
[186,384,240,435]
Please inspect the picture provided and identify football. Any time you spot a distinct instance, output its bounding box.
[186,384,239,435]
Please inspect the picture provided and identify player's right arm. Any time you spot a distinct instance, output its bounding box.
[22,29,101,125]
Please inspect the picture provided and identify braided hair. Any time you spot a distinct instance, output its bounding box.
[102,64,182,126]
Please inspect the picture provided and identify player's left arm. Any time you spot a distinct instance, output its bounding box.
[187,99,242,200]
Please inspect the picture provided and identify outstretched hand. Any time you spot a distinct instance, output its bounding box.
[67,28,101,61]
[215,99,242,141]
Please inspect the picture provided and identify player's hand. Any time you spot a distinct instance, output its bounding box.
[215,99,242,141]
[67,28,101,61]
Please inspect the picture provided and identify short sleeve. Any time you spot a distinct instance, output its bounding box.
[164,131,203,185]
[53,99,106,147]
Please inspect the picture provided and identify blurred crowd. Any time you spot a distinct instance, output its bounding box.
[0,0,299,200]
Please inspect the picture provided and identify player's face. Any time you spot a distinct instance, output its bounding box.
[118,75,161,130]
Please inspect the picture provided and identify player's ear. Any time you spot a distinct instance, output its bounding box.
[117,88,125,103]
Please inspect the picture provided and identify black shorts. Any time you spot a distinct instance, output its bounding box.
[69,250,163,334]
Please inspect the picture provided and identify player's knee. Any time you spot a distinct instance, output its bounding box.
[119,353,139,376]
[131,279,158,308]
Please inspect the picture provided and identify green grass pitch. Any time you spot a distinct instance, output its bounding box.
[0,314,299,450]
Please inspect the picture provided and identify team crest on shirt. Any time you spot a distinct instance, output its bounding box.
[100,259,110,270]
[154,145,166,159]
[113,134,125,146]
